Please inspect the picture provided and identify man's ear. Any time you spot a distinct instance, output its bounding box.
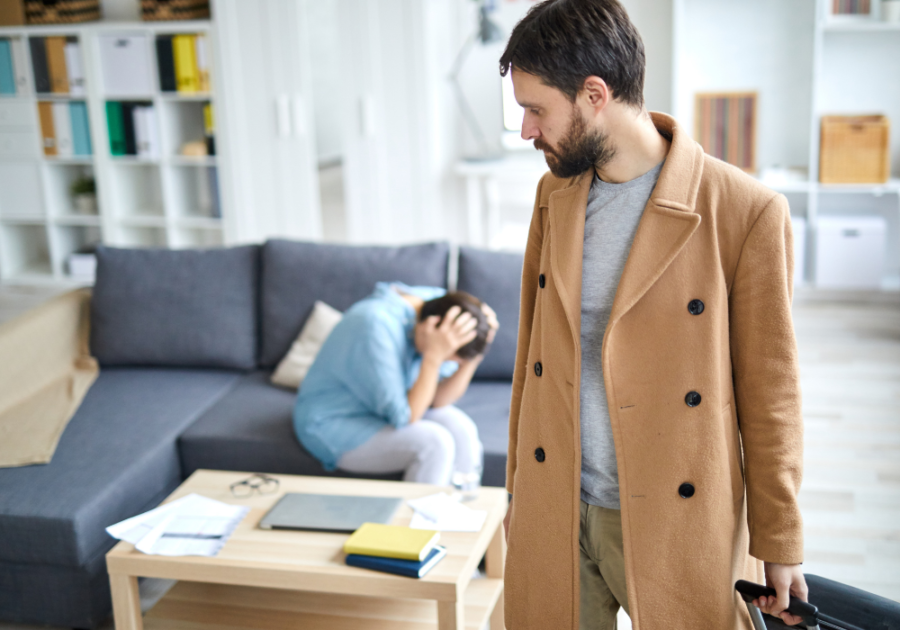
[581,75,611,115]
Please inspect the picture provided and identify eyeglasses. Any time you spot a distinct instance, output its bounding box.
[230,473,280,498]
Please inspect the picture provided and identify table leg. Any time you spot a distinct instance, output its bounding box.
[437,599,465,630]
[485,518,507,579]
[110,574,142,630]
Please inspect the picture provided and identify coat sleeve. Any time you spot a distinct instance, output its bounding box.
[728,192,804,565]
[506,174,546,494]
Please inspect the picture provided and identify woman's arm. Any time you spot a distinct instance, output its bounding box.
[431,355,483,408]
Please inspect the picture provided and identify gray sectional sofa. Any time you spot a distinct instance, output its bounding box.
[0,238,524,628]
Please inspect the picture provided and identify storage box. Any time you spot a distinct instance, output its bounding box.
[819,115,890,184]
[790,216,806,287]
[815,216,886,289]
[66,251,95,279]
[0,0,25,25]
[141,0,210,21]
[24,0,100,24]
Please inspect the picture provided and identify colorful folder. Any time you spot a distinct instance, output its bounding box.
[0,39,15,94]
[173,34,199,93]
[106,101,126,156]
[343,523,440,562]
[69,101,91,156]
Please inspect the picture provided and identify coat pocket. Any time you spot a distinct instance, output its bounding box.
[724,402,745,508]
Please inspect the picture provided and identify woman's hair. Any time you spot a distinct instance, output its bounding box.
[419,291,490,359]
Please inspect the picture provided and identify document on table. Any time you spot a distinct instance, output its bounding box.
[407,493,487,532]
[106,493,249,557]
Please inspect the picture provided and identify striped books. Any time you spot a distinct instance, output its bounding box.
[106,100,157,157]
[694,92,757,173]
[832,0,870,15]
[29,35,82,95]
[157,33,209,94]
[38,100,92,156]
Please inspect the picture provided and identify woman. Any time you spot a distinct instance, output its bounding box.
[293,281,498,485]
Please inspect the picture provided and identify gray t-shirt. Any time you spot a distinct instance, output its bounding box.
[580,160,664,509]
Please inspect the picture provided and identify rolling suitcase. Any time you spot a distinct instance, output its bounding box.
[737,577,900,630]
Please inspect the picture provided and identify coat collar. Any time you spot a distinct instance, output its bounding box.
[546,112,705,345]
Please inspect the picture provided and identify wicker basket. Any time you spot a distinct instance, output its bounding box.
[141,0,210,21]
[24,0,100,24]
[819,115,890,184]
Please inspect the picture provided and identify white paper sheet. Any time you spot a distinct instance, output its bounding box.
[407,493,487,532]
[106,493,249,557]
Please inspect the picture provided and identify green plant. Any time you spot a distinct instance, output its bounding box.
[70,176,96,196]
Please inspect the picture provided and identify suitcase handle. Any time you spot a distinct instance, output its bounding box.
[735,580,820,627]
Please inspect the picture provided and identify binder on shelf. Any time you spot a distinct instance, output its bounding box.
[105,101,126,156]
[155,35,176,92]
[11,37,29,92]
[52,101,72,156]
[133,104,158,157]
[121,102,137,155]
[0,39,15,94]
[69,101,91,155]
[37,101,56,156]
[203,102,214,155]
[45,36,69,94]
[194,33,209,92]
[64,38,84,96]
[29,37,50,93]
[99,34,153,96]
[173,34,199,93]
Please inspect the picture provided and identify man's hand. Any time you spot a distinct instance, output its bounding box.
[753,563,808,626]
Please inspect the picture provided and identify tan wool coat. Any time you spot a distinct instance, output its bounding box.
[504,112,804,630]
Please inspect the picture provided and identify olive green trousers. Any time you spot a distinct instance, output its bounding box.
[579,501,630,630]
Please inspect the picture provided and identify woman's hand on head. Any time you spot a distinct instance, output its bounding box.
[416,305,479,363]
[481,302,499,346]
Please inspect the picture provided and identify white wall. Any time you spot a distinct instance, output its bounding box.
[307,0,344,164]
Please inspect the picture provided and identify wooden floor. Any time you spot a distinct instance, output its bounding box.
[0,288,897,628]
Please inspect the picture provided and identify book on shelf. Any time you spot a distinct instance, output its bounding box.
[173,34,199,93]
[195,33,210,92]
[346,545,447,578]
[37,101,55,155]
[105,101,126,156]
[29,37,50,93]
[832,0,870,14]
[155,34,177,92]
[694,92,756,173]
[121,102,137,155]
[0,39,14,94]
[11,37,28,93]
[64,38,84,96]
[203,102,215,155]
[209,166,220,218]
[343,523,440,562]
[45,36,69,94]
[133,104,158,157]
[69,101,91,156]
[52,101,73,157]
[99,34,153,96]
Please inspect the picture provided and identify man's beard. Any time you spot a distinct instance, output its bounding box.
[534,106,616,178]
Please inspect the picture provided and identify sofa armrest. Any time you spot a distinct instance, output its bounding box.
[0,289,99,467]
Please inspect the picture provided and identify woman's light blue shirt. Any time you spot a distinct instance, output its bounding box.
[292,281,459,470]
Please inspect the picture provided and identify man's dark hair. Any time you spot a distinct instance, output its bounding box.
[420,291,490,360]
[499,0,645,108]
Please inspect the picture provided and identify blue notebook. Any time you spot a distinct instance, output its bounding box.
[0,40,15,95]
[346,545,447,578]
[69,102,92,155]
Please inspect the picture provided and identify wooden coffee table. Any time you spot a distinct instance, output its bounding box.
[106,470,508,630]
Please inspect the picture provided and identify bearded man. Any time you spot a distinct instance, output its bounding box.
[498,1,808,629]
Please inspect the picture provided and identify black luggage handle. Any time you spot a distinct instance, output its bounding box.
[736,580,821,628]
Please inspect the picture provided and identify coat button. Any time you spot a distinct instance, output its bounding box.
[685,391,701,407]
[535,447,545,462]
[534,362,542,377]
[688,299,705,315]
[679,483,695,498]
[539,273,545,288]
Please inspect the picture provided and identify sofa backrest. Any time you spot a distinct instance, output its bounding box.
[259,239,450,368]
[456,246,524,381]
[90,245,260,370]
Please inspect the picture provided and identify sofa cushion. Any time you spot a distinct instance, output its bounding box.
[454,380,512,488]
[456,247,524,380]
[178,371,401,481]
[260,240,449,367]
[90,245,260,370]
[0,368,241,568]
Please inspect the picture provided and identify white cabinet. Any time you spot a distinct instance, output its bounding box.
[212,0,321,244]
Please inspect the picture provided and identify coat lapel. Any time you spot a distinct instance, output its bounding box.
[548,171,592,346]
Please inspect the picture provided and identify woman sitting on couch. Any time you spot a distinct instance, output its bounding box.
[292,281,498,486]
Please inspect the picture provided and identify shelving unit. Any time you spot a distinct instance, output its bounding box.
[673,0,900,288]
[0,20,222,284]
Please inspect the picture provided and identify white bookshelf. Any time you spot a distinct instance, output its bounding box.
[673,0,900,288]
[0,20,222,285]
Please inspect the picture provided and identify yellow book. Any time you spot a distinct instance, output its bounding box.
[173,34,199,93]
[203,102,214,136]
[343,523,439,561]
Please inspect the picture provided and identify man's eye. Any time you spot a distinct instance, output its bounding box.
[530,108,540,115]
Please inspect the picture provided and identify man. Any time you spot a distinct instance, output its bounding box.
[499,1,807,629]
[293,282,498,486]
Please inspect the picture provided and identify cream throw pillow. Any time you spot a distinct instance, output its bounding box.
[271,300,343,389]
